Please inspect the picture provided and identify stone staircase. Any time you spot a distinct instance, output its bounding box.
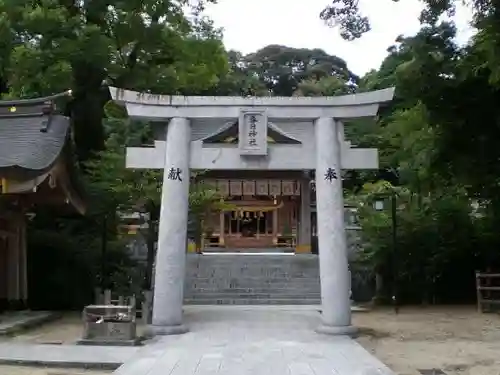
[184,253,321,305]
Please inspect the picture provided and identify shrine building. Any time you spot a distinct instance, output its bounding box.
[0,92,84,310]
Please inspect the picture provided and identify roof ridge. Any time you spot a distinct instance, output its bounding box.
[0,90,72,107]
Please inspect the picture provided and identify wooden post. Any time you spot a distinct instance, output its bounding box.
[129,295,136,311]
[272,209,278,245]
[476,271,482,313]
[142,290,153,325]
[256,212,260,239]
[104,289,111,305]
[219,212,225,247]
[94,287,102,304]
[118,295,125,305]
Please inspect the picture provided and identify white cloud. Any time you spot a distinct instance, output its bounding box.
[204,0,475,76]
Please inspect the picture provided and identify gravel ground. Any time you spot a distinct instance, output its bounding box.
[354,306,500,375]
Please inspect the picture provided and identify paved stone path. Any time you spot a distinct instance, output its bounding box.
[115,306,394,375]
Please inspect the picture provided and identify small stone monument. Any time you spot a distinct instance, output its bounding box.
[78,304,140,346]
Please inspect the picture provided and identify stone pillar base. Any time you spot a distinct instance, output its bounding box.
[146,324,189,336]
[315,324,357,336]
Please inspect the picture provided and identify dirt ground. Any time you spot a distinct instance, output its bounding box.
[354,306,500,375]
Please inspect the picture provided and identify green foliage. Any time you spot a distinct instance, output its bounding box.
[295,76,355,96]
[339,11,500,303]
[0,0,231,308]
[84,117,161,213]
[230,45,357,96]
[351,181,484,303]
[320,0,468,41]
[0,0,228,160]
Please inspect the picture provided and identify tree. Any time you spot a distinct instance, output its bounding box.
[320,0,467,41]
[0,0,231,307]
[0,0,228,162]
[85,103,231,286]
[294,75,355,96]
[335,19,500,304]
[241,45,358,96]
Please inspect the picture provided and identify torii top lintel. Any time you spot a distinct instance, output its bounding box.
[109,87,396,120]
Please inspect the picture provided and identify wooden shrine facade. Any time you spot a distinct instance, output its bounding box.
[200,177,304,249]
[0,91,84,310]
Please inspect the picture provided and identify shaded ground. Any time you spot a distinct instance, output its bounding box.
[354,306,500,375]
[0,314,145,345]
[0,313,135,375]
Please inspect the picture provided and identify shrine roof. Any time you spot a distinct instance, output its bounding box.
[0,91,72,177]
[201,121,301,144]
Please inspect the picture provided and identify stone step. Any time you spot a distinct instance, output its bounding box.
[185,280,320,286]
[185,286,320,295]
[186,272,319,282]
[183,298,321,305]
[184,253,323,305]
[186,272,318,278]
[184,284,320,289]
[186,257,318,265]
[184,288,321,296]
[185,291,321,297]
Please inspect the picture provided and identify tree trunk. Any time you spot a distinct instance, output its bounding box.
[144,211,156,291]
[372,272,385,305]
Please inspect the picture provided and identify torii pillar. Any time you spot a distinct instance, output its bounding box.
[149,117,191,335]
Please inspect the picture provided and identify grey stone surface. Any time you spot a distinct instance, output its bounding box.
[152,117,191,334]
[184,254,321,305]
[109,87,395,108]
[315,118,352,333]
[184,254,375,305]
[112,86,394,171]
[80,305,137,345]
[113,306,394,375]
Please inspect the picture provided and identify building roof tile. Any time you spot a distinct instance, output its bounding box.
[0,92,72,175]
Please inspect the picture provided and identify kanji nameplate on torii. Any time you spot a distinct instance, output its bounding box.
[238,110,268,156]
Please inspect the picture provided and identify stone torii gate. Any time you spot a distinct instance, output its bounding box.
[109,87,395,336]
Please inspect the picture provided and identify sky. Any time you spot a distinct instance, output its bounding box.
[204,0,476,76]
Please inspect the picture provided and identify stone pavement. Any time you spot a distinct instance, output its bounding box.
[114,306,394,375]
